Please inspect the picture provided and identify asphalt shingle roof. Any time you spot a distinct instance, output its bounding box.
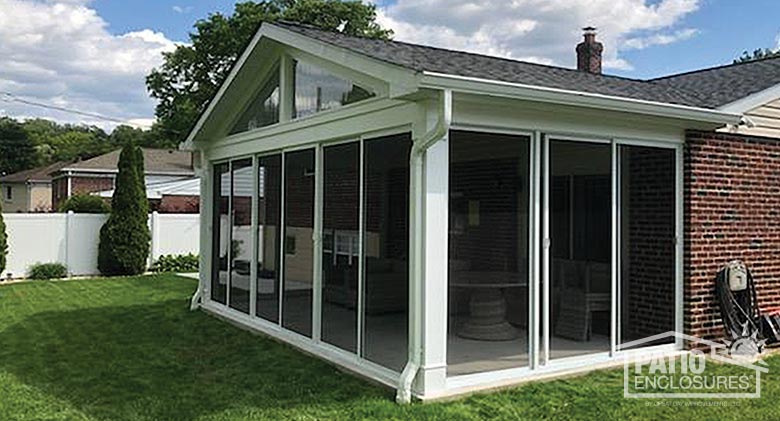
[0,161,69,184]
[274,21,780,110]
[62,148,193,175]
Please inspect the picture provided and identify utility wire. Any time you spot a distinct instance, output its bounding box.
[0,91,152,129]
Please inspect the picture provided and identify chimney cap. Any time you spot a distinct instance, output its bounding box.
[582,26,597,34]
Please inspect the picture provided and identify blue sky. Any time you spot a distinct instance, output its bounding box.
[1,0,778,129]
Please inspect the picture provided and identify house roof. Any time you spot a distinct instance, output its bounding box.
[60,148,194,175]
[0,161,70,184]
[274,22,713,109]
[651,55,780,109]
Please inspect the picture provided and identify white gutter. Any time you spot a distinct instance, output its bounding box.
[397,89,452,404]
[421,72,743,126]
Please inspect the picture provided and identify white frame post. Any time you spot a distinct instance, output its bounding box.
[250,155,259,317]
[610,140,618,356]
[312,145,324,343]
[541,134,551,365]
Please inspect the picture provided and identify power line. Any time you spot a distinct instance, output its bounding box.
[0,91,153,129]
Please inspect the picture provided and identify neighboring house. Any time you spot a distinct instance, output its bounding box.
[0,162,69,212]
[182,21,780,401]
[51,148,195,210]
[96,177,201,213]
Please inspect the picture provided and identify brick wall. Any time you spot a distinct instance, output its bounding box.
[685,130,780,343]
[159,195,200,213]
[71,176,115,196]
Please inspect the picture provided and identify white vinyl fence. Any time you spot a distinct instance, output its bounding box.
[1,212,200,279]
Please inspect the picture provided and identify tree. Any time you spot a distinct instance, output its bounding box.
[0,199,6,276]
[146,0,391,143]
[734,48,780,64]
[98,141,150,275]
[0,117,38,176]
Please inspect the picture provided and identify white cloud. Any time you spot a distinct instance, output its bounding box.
[376,0,701,71]
[172,5,193,14]
[0,0,177,130]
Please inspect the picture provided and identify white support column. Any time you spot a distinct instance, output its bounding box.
[417,134,449,394]
[312,146,324,343]
[675,144,684,347]
[529,131,542,369]
[149,211,160,268]
[610,140,618,356]
[199,163,213,303]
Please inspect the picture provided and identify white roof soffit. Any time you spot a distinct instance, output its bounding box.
[421,71,743,126]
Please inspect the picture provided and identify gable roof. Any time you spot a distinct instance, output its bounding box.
[652,55,780,109]
[274,22,709,109]
[0,161,70,184]
[60,148,194,175]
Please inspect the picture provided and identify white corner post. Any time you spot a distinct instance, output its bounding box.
[149,211,161,268]
[65,210,74,277]
[397,90,452,403]
[193,156,212,311]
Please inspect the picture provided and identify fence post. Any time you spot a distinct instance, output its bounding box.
[149,211,160,269]
[65,211,74,276]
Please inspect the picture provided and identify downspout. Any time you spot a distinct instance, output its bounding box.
[397,89,452,404]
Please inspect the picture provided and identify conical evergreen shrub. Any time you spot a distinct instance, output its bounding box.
[0,199,7,275]
[98,142,150,275]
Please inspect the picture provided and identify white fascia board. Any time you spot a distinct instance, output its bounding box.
[718,83,780,113]
[182,23,418,149]
[421,72,743,126]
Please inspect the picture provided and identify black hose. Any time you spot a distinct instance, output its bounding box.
[715,263,761,340]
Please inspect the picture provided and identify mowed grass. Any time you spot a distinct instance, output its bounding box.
[0,275,779,421]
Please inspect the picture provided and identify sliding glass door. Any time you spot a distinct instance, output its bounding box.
[546,139,612,360]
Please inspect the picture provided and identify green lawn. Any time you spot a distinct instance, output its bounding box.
[0,275,778,420]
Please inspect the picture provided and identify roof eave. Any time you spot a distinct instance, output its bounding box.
[421,71,743,126]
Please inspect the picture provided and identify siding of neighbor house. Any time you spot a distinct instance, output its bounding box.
[720,99,780,138]
[28,183,53,212]
[685,130,780,344]
[1,183,29,213]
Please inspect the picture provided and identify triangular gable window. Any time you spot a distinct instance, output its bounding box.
[230,63,280,135]
[293,59,374,119]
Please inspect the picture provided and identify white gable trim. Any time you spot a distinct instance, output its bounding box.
[182,23,419,149]
[718,82,780,113]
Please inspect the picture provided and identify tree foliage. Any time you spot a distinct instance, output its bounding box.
[98,141,150,275]
[58,194,111,214]
[734,48,780,64]
[146,0,391,143]
[0,117,38,176]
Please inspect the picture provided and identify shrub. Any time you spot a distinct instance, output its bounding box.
[98,142,150,275]
[0,200,6,275]
[28,262,68,280]
[59,194,110,213]
[152,254,199,273]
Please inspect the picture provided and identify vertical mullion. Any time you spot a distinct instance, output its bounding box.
[312,146,324,343]
[610,140,618,356]
[529,131,541,369]
[357,139,366,357]
[226,161,233,308]
[675,144,684,347]
[279,153,286,325]
[541,135,550,365]
[250,155,258,317]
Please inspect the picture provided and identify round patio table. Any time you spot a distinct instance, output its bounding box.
[450,271,527,341]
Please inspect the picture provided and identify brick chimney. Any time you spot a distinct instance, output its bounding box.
[576,27,603,74]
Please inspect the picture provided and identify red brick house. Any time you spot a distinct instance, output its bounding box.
[51,148,197,211]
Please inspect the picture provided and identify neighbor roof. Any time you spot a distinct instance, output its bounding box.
[0,161,70,184]
[274,21,780,110]
[60,148,193,175]
[651,56,780,109]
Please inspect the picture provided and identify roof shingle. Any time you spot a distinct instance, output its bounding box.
[62,148,193,175]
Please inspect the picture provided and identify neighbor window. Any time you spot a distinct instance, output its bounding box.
[292,60,374,119]
[229,63,280,135]
[4,186,11,201]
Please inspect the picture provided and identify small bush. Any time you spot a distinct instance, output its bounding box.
[59,194,110,213]
[152,254,199,273]
[28,262,68,280]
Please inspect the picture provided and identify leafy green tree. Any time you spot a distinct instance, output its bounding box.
[0,199,6,276]
[734,48,780,64]
[0,117,38,176]
[59,194,111,213]
[146,0,391,143]
[98,141,150,275]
